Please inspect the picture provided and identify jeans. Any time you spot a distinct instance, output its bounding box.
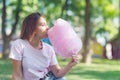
[40,71,67,80]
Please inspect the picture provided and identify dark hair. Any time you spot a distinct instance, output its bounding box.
[20,12,42,40]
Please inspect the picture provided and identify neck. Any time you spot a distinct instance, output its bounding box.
[28,35,43,49]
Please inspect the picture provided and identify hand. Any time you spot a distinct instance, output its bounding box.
[68,53,81,67]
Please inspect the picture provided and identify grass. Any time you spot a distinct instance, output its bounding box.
[0,58,120,80]
[0,59,12,80]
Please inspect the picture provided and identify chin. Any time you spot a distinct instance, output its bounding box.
[43,34,48,38]
[45,35,48,38]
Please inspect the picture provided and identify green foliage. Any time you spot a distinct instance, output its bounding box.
[91,0,119,41]
[0,0,119,42]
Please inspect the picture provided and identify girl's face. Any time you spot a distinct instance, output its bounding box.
[35,17,49,38]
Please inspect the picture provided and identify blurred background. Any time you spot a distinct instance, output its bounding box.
[0,0,120,80]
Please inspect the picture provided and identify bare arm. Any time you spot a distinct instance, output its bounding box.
[50,54,80,78]
[11,59,23,80]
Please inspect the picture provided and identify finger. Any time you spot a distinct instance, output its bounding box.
[72,54,78,58]
[72,55,81,59]
[73,54,81,57]
[74,59,79,64]
[73,58,80,63]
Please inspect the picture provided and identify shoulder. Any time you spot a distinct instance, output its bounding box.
[11,39,26,47]
[9,39,25,60]
[12,39,25,43]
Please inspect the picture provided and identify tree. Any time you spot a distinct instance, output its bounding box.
[82,0,92,64]
[91,0,118,41]
[1,0,22,59]
[61,0,69,18]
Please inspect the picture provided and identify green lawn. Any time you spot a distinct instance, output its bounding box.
[0,58,120,80]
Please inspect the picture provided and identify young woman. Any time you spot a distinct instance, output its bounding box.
[9,12,80,80]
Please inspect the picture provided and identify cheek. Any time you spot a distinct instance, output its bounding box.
[42,27,47,31]
[40,27,48,33]
[37,29,46,36]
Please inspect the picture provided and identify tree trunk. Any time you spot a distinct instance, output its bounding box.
[118,23,120,36]
[2,37,11,58]
[2,0,7,59]
[1,0,22,59]
[61,0,68,18]
[82,0,92,64]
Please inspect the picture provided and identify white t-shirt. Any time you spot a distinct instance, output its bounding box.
[9,39,58,80]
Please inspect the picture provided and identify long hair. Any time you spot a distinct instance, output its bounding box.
[20,12,42,40]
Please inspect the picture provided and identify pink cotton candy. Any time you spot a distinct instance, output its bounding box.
[47,18,82,58]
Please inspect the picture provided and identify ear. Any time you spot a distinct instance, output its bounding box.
[33,31,37,36]
[29,31,36,40]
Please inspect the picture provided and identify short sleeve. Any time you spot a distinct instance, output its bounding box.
[49,47,58,66]
[9,40,24,61]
